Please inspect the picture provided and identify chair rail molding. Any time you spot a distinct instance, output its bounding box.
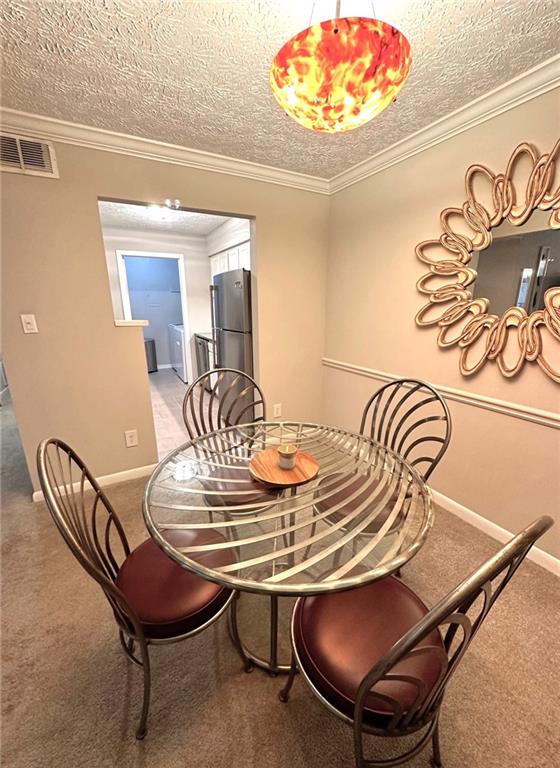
[322,357,560,430]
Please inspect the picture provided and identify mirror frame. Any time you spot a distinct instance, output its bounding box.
[415,138,560,383]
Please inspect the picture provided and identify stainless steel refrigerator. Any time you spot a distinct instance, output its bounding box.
[210,268,253,375]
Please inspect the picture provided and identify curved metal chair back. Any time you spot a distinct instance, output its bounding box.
[359,379,451,481]
[354,515,553,747]
[37,438,240,741]
[182,367,266,439]
[36,438,138,636]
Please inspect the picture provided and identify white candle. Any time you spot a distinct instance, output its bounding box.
[277,444,297,470]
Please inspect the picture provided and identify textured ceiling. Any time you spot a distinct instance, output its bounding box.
[98,201,229,236]
[2,0,559,179]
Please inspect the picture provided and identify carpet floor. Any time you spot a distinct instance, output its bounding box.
[1,396,559,768]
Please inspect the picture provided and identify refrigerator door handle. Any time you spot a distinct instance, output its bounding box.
[210,284,219,367]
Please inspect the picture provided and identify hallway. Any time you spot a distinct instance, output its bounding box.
[148,368,189,459]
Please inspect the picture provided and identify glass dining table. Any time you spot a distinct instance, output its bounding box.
[143,421,433,674]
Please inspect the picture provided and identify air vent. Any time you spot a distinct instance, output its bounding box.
[1,133,59,178]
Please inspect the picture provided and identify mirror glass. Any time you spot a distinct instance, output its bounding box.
[471,209,560,315]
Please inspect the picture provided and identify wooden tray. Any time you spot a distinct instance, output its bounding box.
[249,448,319,488]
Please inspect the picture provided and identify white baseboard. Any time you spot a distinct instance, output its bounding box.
[31,461,558,576]
[156,364,173,369]
[432,489,560,577]
[32,462,158,503]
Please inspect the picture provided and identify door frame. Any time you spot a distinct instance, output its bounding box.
[116,249,193,383]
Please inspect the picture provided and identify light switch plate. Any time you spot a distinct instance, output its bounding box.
[273,403,282,418]
[20,314,38,334]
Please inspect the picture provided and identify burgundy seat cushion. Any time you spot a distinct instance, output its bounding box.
[116,529,233,640]
[294,576,445,727]
[314,473,405,533]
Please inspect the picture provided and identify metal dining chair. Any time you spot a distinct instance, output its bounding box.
[182,368,273,510]
[182,368,283,674]
[359,379,452,482]
[182,367,266,440]
[309,380,451,558]
[280,515,553,767]
[37,438,239,739]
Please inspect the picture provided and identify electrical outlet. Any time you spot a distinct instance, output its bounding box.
[124,429,138,448]
[273,403,282,418]
[20,314,38,334]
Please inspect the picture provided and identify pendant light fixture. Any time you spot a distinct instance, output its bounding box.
[270,1,411,133]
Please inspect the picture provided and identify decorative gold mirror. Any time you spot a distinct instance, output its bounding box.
[415,139,560,382]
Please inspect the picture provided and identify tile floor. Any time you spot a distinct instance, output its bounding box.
[148,368,189,458]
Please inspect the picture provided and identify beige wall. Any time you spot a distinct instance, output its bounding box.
[323,89,560,557]
[3,93,558,560]
[2,144,329,490]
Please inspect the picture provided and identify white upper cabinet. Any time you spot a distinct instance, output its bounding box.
[207,218,252,277]
[210,251,229,278]
[227,247,239,270]
[238,241,251,269]
[210,254,220,278]
[209,240,250,278]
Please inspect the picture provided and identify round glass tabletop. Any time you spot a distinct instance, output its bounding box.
[143,421,433,596]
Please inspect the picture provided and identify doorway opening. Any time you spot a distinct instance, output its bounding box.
[97,199,255,459]
[117,251,189,382]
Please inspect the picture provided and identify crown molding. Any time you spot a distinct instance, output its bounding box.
[0,108,330,196]
[2,54,559,197]
[329,54,560,194]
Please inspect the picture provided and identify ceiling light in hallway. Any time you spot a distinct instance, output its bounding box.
[147,204,178,222]
[165,198,181,209]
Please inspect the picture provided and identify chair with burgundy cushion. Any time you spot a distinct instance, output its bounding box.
[308,380,451,560]
[182,368,282,673]
[182,367,266,441]
[37,438,239,739]
[280,516,553,767]
[182,367,273,512]
[359,379,451,482]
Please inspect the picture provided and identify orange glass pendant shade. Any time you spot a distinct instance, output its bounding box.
[270,17,411,133]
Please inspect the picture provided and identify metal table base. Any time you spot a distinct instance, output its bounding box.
[228,592,291,675]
